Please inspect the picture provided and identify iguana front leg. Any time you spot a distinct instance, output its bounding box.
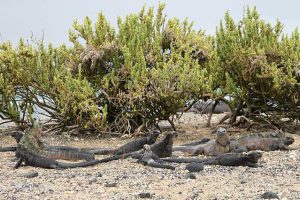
[15,158,23,169]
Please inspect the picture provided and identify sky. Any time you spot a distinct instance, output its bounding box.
[0,0,300,46]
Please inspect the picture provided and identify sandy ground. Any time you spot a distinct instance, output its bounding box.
[0,113,299,200]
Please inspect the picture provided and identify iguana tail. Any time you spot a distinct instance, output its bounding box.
[0,146,17,152]
[146,160,175,170]
[161,157,213,163]
[55,156,119,169]
[53,146,116,155]
[179,138,211,146]
[54,150,145,169]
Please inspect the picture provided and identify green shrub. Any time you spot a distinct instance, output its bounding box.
[215,6,300,128]
[0,40,104,130]
[69,4,213,132]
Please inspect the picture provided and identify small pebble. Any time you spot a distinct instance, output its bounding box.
[95,172,102,177]
[104,182,117,187]
[186,162,204,172]
[186,173,196,179]
[22,171,38,178]
[88,178,97,184]
[138,192,152,198]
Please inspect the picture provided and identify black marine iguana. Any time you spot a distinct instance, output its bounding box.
[15,119,95,162]
[162,151,262,167]
[137,144,175,170]
[229,133,294,152]
[85,130,161,155]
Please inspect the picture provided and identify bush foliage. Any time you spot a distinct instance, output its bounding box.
[69,4,212,132]
[0,5,299,133]
[0,40,104,130]
[215,7,300,130]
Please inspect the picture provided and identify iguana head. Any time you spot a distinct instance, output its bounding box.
[143,144,151,151]
[166,131,178,140]
[148,130,160,143]
[216,127,227,137]
[246,151,263,162]
[216,127,229,145]
[161,131,178,145]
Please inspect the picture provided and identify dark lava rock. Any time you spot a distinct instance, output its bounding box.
[88,177,97,184]
[186,162,204,172]
[67,174,76,178]
[95,172,102,177]
[186,173,196,179]
[138,192,152,198]
[104,182,117,187]
[22,171,38,178]
[261,191,279,199]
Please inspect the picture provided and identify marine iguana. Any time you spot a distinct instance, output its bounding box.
[137,145,175,170]
[162,151,262,167]
[15,145,115,169]
[149,131,177,158]
[173,127,230,156]
[86,130,161,155]
[229,134,294,153]
[16,119,95,161]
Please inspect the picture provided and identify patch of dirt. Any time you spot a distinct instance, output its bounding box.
[0,113,299,200]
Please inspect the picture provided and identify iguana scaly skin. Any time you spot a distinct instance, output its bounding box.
[17,119,95,161]
[230,134,294,152]
[87,130,161,155]
[173,127,230,156]
[179,138,211,146]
